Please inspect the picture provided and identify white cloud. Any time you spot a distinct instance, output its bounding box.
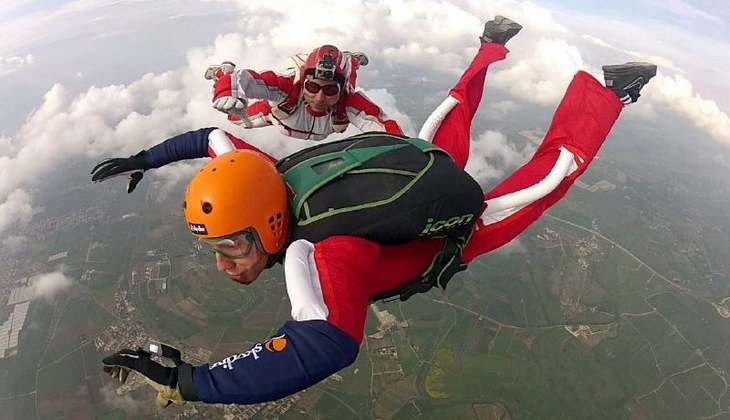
[0,0,729,236]
[580,35,614,50]
[2,234,27,248]
[485,100,521,121]
[648,73,730,145]
[491,38,586,105]
[0,189,34,232]
[0,134,15,155]
[0,54,35,76]
[0,70,219,206]
[153,161,206,203]
[359,88,416,136]
[100,382,144,414]
[465,130,536,189]
[32,271,73,301]
[647,0,723,24]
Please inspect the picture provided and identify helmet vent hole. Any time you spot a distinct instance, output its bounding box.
[202,202,213,214]
[182,200,187,210]
[269,213,284,234]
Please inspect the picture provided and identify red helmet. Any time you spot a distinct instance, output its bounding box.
[303,45,347,84]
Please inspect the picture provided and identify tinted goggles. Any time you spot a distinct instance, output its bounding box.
[202,230,255,260]
[303,79,341,96]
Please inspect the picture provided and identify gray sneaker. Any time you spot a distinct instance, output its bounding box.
[344,51,369,66]
[602,62,657,104]
[480,15,522,46]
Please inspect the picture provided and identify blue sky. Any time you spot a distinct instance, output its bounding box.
[0,0,728,237]
[541,0,728,30]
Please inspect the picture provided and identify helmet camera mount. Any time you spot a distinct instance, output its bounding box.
[314,53,336,81]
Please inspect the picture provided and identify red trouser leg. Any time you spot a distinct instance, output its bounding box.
[429,43,508,169]
[461,70,624,262]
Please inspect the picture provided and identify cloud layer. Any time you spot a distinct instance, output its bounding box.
[0,0,728,238]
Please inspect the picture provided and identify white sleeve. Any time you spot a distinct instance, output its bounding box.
[418,95,460,142]
[206,129,236,156]
[283,240,329,321]
[481,147,579,224]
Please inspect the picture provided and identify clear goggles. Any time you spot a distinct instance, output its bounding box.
[202,230,256,260]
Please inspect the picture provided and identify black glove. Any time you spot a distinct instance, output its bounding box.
[90,151,149,193]
[102,345,197,408]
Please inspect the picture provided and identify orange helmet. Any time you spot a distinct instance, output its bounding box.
[183,150,289,254]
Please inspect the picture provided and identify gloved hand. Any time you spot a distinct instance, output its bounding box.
[90,151,149,193]
[207,61,252,127]
[103,347,187,408]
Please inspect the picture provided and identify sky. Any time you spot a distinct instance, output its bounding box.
[0,0,729,239]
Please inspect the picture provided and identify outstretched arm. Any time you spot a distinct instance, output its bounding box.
[180,320,358,404]
[144,128,274,166]
[90,128,274,192]
[142,128,221,168]
[101,319,359,406]
[346,91,404,135]
[211,64,295,127]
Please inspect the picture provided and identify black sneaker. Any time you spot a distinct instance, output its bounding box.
[480,15,522,46]
[602,62,657,104]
